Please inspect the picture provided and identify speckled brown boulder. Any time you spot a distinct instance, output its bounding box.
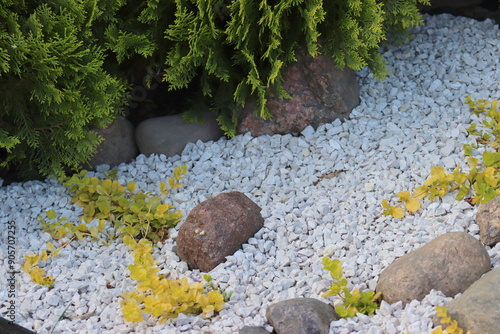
[476,197,500,246]
[176,192,264,272]
[376,232,491,305]
[236,46,359,136]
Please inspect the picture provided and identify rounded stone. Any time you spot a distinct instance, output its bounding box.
[135,111,224,157]
[376,232,491,305]
[87,116,138,169]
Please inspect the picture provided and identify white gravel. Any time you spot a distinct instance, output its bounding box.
[1,13,500,334]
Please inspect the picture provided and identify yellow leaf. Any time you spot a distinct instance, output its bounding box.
[446,320,459,332]
[392,207,405,218]
[156,203,169,214]
[441,316,452,324]
[381,199,391,208]
[404,197,421,213]
[121,300,144,322]
[127,181,137,193]
[413,186,429,199]
[432,327,444,334]
[436,306,448,318]
[46,210,57,219]
[425,166,447,185]
[159,181,168,194]
[396,191,411,201]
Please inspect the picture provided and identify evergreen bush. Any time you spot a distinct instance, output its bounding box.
[151,0,431,136]
[1,0,430,180]
[0,0,126,180]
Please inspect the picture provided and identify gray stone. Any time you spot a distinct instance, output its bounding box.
[376,232,491,305]
[266,298,338,334]
[421,0,482,10]
[239,326,271,334]
[237,45,359,136]
[433,268,500,334]
[176,192,264,272]
[135,110,224,157]
[476,197,500,246]
[88,116,138,169]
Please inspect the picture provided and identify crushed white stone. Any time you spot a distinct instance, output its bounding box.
[1,13,500,334]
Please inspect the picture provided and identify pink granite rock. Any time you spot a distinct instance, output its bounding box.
[176,192,264,272]
[236,46,360,136]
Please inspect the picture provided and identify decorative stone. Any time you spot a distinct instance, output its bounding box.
[433,268,500,334]
[476,197,500,246]
[176,192,264,272]
[266,298,338,334]
[236,46,359,136]
[87,116,138,169]
[239,326,271,334]
[135,110,224,157]
[376,232,491,305]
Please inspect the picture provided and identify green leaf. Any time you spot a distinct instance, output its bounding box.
[159,181,168,194]
[89,226,99,238]
[463,144,473,156]
[127,181,137,193]
[482,151,500,167]
[97,199,111,215]
[95,185,108,195]
[46,210,57,219]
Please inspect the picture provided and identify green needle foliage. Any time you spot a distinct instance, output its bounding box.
[158,0,431,136]
[1,0,430,179]
[0,0,127,180]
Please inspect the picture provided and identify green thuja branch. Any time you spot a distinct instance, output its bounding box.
[383,95,500,218]
[322,257,380,318]
[0,1,127,179]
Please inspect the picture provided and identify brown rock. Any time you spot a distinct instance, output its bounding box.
[88,116,138,169]
[433,267,500,334]
[376,232,491,305]
[236,46,359,136]
[476,197,500,246]
[266,298,338,334]
[176,192,264,272]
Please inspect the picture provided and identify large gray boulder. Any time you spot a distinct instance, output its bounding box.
[376,232,491,305]
[266,298,338,334]
[88,116,138,169]
[434,267,500,334]
[135,110,224,157]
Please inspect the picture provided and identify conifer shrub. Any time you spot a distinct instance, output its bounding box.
[111,0,431,137]
[1,0,430,180]
[0,1,127,180]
